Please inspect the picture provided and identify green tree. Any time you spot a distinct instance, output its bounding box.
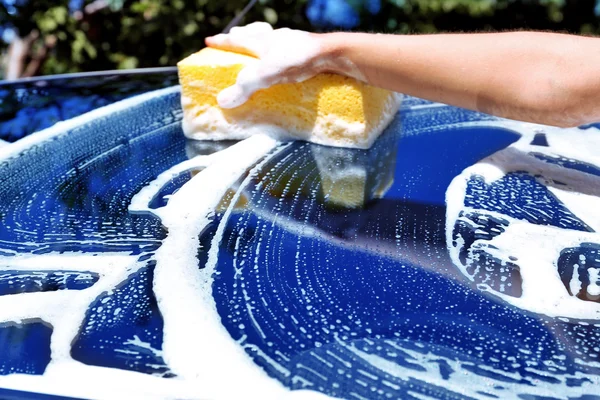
[0,0,312,78]
[0,0,598,79]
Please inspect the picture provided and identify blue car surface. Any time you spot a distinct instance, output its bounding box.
[0,70,599,400]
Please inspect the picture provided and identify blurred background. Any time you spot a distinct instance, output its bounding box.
[2,0,600,80]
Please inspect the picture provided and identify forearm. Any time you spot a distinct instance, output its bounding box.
[318,31,600,127]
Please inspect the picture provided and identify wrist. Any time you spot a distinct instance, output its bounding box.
[311,32,366,82]
[317,32,346,57]
[311,32,347,73]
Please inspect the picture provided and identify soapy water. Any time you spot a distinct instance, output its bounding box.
[0,87,600,399]
[446,120,600,320]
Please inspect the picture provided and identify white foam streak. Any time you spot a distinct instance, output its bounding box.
[344,340,598,399]
[477,216,600,319]
[0,253,133,273]
[0,87,332,399]
[139,134,330,399]
[141,134,295,398]
[0,252,142,371]
[548,187,600,232]
[0,362,200,400]
[129,155,209,217]
[446,120,600,320]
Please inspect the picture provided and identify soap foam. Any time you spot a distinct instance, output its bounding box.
[129,131,335,399]
[2,86,600,399]
[208,23,348,109]
[0,128,329,398]
[0,87,326,399]
[343,338,599,400]
[181,93,402,149]
[446,120,600,320]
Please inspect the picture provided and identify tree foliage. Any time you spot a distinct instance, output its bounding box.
[0,0,599,78]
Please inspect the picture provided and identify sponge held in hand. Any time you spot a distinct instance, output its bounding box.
[177,47,401,149]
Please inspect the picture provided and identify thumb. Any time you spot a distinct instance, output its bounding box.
[217,63,273,109]
[217,84,249,109]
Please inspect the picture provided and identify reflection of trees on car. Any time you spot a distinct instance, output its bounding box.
[0,72,178,142]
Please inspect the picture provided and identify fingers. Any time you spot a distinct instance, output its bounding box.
[217,63,264,108]
[217,85,249,109]
[230,22,273,35]
[205,22,273,57]
[206,23,315,108]
[204,34,225,47]
[205,34,254,55]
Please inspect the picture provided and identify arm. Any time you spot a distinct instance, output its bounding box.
[207,24,600,127]
[321,31,600,127]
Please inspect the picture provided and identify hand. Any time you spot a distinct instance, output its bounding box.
[205,22,325,109]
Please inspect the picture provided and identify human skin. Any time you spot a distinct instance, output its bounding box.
[206,23,600,128]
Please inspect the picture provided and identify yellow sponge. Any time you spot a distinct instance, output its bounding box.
[177,47,401,149]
